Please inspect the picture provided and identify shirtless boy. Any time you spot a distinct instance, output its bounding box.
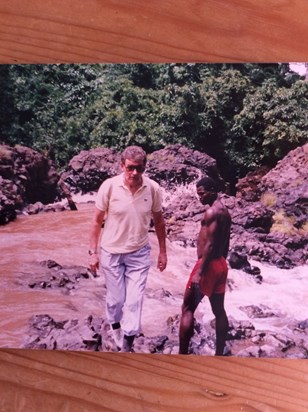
[179,176,231,356]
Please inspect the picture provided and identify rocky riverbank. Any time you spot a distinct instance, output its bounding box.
[1,143,307,267]
[21,256,307,358]
[1,143,307,357]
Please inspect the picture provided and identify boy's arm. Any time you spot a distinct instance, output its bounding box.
[199,210,217,275]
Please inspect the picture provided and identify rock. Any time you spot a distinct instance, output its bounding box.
[229,249,262,281]
[236,166,270,202]
[2,142,307,267]
[297,319,308,330]
[228,198,274,234]
[40,260,63,269]
[24,315,104,351]
[0,144,60,224]
[259,144,308,210]
[0,176,19,224]
[226,144,308,268]
[239,305,277,319]
[22,261,96,293]
[258,145,308,264]
[22,201,45,215]
[21,307,308,358]
[229,250,251,270]
[146,144,225,189]
[61,144,225,194]
[227,318,255,340]
[60,147,121,193]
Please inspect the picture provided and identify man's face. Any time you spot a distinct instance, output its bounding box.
[196,185,214,205]
[121,158,145,186]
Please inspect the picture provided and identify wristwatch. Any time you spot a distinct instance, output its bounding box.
[88,250,97,256]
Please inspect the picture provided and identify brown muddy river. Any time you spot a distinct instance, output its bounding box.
[1,200,307,357]
[0,203,191,349]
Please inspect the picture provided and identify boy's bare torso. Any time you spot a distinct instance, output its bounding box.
[197,200,231,260]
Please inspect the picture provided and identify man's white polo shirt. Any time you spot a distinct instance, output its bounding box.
[95,173,162,253]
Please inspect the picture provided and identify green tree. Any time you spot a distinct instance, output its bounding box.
[1,62,305,188]
[1,64,102,166]
[230,79,308,174]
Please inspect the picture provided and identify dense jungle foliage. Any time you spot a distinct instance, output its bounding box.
[0,63,307,189]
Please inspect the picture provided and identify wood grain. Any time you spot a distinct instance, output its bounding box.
[0,0,308,63]
[0,1,307,411]
[1,349,308,411]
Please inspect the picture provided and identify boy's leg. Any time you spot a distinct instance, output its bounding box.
[179,283,203,354]
[209,293,228,356]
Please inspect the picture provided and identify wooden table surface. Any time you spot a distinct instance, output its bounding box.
[1,0,308,63]
[0,1,307,411]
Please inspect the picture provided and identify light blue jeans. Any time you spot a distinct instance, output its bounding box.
[99,244,151,336]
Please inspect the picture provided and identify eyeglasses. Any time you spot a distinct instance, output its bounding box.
[125,165,145,173]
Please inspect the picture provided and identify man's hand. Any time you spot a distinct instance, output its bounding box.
[89,208,105,274]
[157,251,167,272]
[89,253,99,274]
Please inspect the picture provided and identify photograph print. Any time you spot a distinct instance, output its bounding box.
[0,62,307,358]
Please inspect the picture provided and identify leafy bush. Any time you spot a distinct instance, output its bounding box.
[0,62,306,189]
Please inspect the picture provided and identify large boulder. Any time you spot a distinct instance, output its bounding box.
[0,145,59,224]
[235,141,308,267]
[61,144,225,194]
[259,144,308,230]
[236,166,270,202]
[164,144,308,268]
[146,144,225,190]
[60,147,121,193]
[0,176,21,224]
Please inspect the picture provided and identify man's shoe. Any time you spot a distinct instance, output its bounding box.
[120,335,135,352]
[111,327,123,350]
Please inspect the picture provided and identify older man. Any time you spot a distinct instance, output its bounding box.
[89,145,167,352]
[179,176,231,356]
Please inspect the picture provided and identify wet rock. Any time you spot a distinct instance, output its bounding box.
[259,144,308,214]
[22,309,308,358]
[146,144,225,190]
[24,261,95,293]
[24,315,104,351]
[0,144,59,224]
[61,147,121,193]
[297,319,308,330]
[163,144,307,268]
[0,177,20,224]
[61,144,225,194]
[4,142,307,268]
[229,250,251,270]
[40,260,63,269]
[227,319,256,340]
[229,249,262,282]
[239,305,277,319]
[236,166,270,202]
[22,201,67,215]
[146,288,174,300]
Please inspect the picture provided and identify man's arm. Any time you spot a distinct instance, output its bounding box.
[89,208,105,273]
[152,210,167,272]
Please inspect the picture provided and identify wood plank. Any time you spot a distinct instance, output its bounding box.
[1,349,308,411]
[0,0,308,63]
[0,1,307,411]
